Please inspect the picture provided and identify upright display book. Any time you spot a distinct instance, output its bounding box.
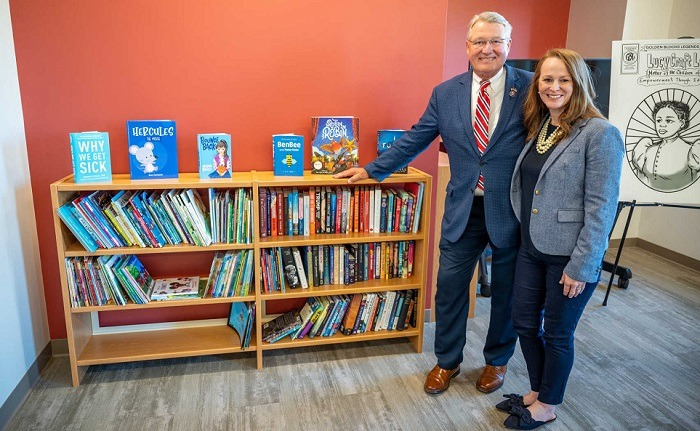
[127,120,178,180]
[311,117,359,174]
[150,276,200,301]
[273,134,304,176]
[69,132,112,183]
[377,129,408,174]
[197,134,232,179]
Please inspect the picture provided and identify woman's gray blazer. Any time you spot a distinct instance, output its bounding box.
[510,117,624,282]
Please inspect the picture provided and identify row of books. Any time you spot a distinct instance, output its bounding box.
[65,249,255,307]
[258,183,424,238]
[262,290,417,344]
[227,302,255,349]
[260,241,415,293]
[72,118,407,184]
[65,255,159,307]
[208,188,253,244]
[205,250,255,298]
[57,188,253,253]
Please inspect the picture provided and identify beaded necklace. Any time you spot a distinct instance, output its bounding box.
[535,117,564,154]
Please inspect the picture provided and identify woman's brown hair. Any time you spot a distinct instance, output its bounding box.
[523,48,604,141]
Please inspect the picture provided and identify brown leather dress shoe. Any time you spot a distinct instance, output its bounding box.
[476,365,507,393]
[424,365,461,395]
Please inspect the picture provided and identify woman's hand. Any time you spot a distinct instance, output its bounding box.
[560,273,586,298]
[333,167,369,184]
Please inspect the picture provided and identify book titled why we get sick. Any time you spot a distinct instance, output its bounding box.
[69,131,112,183]
[127,120,178,180]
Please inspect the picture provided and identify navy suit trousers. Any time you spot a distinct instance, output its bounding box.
[434,197,519,369]
[512,246,597,405]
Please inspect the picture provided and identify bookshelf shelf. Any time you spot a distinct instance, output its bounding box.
[63,241,252,257]
[75,325,255,366]
[258,231,423,247]
[260,326,420,351]
[51,167,431,385]
[260,278,421,300]
[69,295,256,313]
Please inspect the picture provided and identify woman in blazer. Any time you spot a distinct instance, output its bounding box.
[499,49,624,430]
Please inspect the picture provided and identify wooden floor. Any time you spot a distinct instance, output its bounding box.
[6,247,700,431]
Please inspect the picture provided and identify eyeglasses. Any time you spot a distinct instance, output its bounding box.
[468,38,510,48]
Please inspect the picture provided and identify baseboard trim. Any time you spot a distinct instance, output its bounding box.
[609,237,700,272]
[51,338,69,356]
[609,237,639,248]
[0,342,52,431]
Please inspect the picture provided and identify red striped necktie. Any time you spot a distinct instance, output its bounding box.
[474,79,490,191]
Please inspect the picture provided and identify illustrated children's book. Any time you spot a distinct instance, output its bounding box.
[198,133,232,179]
[377,129,408,174]
[272,134,304,176]
[69,131,112,183]
[127,120,178,180]
[311,116,359,174]
[150,276,200,301]
[228,301,254,349]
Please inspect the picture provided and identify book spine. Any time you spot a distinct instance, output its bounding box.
[292,247,309,289]
[259,188,268,238]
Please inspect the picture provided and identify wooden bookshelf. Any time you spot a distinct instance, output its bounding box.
[51,168,431,385]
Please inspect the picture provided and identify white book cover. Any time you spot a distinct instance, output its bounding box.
[292,246,309,289]
[151,276,200,301]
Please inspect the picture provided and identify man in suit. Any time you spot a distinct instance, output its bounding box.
[334,11,533,395]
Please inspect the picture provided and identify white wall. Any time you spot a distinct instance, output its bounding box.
[0,0,50,407]
[621,0,700,260]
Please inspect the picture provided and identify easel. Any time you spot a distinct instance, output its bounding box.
[602,200,700,306]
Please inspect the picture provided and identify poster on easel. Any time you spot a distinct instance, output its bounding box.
[610,39,700,205]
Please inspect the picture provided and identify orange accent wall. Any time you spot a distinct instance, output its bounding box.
[11,1,447,338]
[12,1,571,339]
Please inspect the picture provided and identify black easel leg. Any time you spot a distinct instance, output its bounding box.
[603,200,636,306]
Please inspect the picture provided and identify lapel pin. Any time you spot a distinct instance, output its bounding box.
[509,87,518,97]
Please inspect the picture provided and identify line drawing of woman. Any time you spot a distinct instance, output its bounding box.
[631,100,700,192]
[209,139,232,178]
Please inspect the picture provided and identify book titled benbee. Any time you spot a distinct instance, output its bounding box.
[127,120,178,180]
[273,134,304,176]
[198,133,232,179]
[69,132,112,183]
[377,129,408,174]
[311,117,359,175]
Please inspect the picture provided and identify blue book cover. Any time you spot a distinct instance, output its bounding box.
[377,129,408,174]
[197,133,232,179]
[227,301,250,342]
[127,120,178,180]
[311,116,359,174]
[69,132,112,183]
[273,134,304,176]
[57,204,99,252]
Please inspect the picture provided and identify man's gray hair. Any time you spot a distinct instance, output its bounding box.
[467,11,512,41]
